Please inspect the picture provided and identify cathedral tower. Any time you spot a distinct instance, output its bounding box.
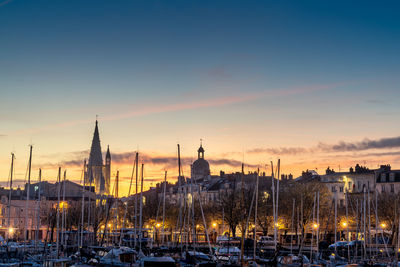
[85,120,110,195]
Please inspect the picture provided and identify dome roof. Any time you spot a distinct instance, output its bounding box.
[192,158,210,177]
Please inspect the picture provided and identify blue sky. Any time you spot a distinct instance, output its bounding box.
[1,0,400,193]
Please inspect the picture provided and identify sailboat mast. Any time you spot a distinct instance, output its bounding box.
[35,168,42,248]
[25,145,33,246]
[346,191,350,262]
[291,198,295,254]
[177,144,183,247]
[139,164,144,252]
[316,191,320,260]
[334,193,337,254]
[253,169,259,259]
[134,152,139,248]
[162,171,167,246]
[275,159,280,245]
[240,163,245,265]
[120,153,137,246]
[271,161,277,250]
[61,170,66,247]
[80,160,86,248]
[56,167,61,258]
[7,153,15,242]
[115,170,119,244]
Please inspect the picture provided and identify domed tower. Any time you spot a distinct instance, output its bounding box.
[191,140,210,181]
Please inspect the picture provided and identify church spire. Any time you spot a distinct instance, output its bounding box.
[106,145,111,162]
[88,119,103,166]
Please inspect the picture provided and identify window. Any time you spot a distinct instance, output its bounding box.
[391,184,395,193]
[348,182,352,189]
[390,173,395,182]
[381,174,386,182]
[339,186,343,193]
[340,199,344,207]
[331,186,336,192]
[382,185,386,192]
[358,181,361,190]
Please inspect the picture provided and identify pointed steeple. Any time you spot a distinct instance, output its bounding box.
[106,145,111,161]
[88,120,103,166]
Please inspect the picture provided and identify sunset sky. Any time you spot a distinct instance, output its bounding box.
[1,0,400,195]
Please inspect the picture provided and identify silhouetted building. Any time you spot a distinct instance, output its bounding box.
[191,141,210,181]
[84,120,111,195]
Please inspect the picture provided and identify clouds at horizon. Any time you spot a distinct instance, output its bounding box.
[248,136,400,155]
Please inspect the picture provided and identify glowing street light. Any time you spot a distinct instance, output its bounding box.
[8,227,14,234]
[156,223,161,228]
[313,223,319,229]
[380,223,387,229]
[212,222,217,228]
[341,222,348,228]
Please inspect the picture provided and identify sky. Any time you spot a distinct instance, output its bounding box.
[1,0,400,195]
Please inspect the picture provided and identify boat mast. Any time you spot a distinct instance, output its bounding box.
[253,169,259,260]
[114,170,119,244]
[271,161,277,250]
[176,144,184,247]
[291,198,295,254]
[61,170,66,248]
[80,160,86,248]
[275,159,280,247]
[240,163,245,265]
[134,152,139,248]
[35,168,42,249]
[162,170,167,246]
[56,167,61,258]
[7,153,15,242]
[334,192,337,255]
[346,191,350,262]
[120,153,137,246]
[25,145,33,246]
[139,164,144,252]
[316,191,320,260]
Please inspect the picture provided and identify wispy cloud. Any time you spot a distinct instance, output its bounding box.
[11,82,347,136]
[248,136,400,155]
[318,136,400,152]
